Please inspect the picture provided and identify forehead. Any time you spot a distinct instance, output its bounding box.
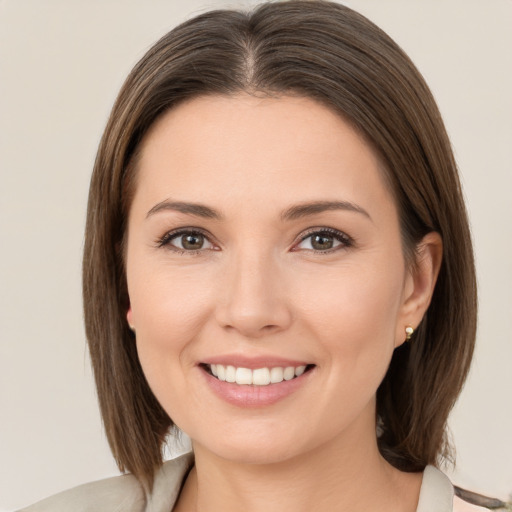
[133,94,395,219]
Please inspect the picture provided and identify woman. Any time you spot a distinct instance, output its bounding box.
[19,1,485,511]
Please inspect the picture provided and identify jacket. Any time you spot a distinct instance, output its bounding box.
[18,452,488,512]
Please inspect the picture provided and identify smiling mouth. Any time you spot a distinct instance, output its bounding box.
[201,363,315,386]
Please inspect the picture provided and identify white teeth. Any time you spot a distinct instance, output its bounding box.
[252,368,271,386]
[295,365,306,377]
[283,366,295,381]
[225,365,236,383]
[270,367,284,383]
[208,364,310,386]
[235,367,252,385]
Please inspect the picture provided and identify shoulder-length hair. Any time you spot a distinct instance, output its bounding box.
[83,0,477,491]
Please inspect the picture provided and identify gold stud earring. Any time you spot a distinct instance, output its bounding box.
[405,325,414,341]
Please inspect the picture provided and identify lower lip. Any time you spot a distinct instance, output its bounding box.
[201,367,314,407]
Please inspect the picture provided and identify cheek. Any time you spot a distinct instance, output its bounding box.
[294,260,404,388]
[131,281,211,426]
[127,262,216,392]
[297,260,404,339]
[129,260,213,338]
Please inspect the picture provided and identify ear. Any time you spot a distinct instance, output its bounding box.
[395,231,443,347]
[126,307,135,331]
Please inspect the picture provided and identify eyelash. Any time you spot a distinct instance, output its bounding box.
[157,228,215,255]
[296,227,354,253]
[156,227,354,255]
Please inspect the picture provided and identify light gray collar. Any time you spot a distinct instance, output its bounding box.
[416,465,454,512]
[147,452,194,512]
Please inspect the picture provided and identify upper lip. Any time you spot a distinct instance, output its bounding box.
[200,355,312,369]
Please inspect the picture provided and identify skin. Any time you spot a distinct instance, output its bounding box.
[125,94,442,512]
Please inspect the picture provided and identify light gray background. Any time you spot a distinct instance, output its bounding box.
[1,1,511,510]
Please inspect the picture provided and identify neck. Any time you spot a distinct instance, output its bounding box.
[175,413,422,512]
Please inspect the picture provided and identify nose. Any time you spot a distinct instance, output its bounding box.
[215,249,293,339]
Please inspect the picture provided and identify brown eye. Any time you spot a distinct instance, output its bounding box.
[295,229,352,253]
[159,230,215,252]
[180,233,205,250]
[311,233,335,250]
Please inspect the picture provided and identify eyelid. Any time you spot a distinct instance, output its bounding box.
[292,227,354,253]
[157,227,218,253]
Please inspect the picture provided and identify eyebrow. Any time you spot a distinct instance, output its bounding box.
[280,200,371,222]
[147,200,222,220]
[146,199,371,222]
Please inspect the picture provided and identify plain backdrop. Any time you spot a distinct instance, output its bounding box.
[1,1,511,510]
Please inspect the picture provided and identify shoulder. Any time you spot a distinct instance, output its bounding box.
[17,452,194,512]
[17,472,144,512]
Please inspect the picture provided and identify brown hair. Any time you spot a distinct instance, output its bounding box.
[83,0,477,490]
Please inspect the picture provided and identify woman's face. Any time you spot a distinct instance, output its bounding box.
[125,94,423,464]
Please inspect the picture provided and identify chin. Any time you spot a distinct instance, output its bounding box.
[190,418,329,467]
[211,441,305,466]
